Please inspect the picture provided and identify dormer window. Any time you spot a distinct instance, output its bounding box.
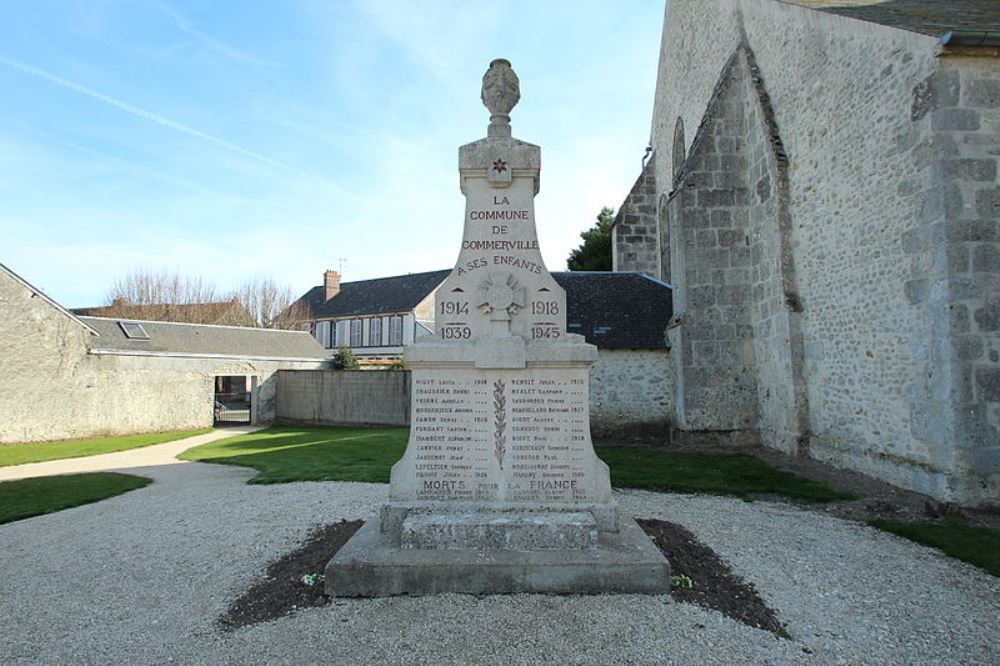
[119,321,149,340]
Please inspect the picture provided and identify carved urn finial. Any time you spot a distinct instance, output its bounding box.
[481,58,520,138]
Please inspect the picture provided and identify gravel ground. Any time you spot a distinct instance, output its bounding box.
[1,460,997,665]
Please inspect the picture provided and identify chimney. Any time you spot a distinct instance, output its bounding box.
[324,270,341,301]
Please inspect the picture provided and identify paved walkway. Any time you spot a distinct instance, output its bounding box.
[0,426,262,482]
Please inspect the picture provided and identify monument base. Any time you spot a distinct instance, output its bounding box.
[325,516,670,597]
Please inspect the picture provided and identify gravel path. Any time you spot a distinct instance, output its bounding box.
[0,427,261,481]
[1,459,997,665]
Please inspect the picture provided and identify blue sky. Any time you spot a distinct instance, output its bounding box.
[0,0,664,307]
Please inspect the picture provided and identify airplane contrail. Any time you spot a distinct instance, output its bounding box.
[0,55,397,210]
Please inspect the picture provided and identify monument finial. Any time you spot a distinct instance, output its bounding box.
[481,58,520,138]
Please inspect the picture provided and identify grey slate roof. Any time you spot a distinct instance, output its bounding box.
[80,317,329,360]
[299,270,452,319]
[299,269,672,350]
[553,272,673,350]
[791,0,1000,36]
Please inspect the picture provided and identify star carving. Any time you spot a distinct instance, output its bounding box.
[492,159,507,173]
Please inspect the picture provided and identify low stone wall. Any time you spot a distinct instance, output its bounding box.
[0,345,322,444]
[276,370,412,427]
[277,351,675,434]
[589,349,673,436]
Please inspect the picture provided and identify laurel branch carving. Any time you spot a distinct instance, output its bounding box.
[493,379,507,468]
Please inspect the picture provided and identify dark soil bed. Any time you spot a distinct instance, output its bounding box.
[636,518,788,638]
[219,519,363,630]
[220,518,786,638]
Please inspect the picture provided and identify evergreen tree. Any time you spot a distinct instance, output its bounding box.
[567,207,615,271]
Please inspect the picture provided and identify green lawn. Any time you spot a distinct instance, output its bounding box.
[596,446,853,503]
[178,426,408,484]
[870,518,1000,577]
[0,472,152,525]
[180,426,847,502]
[0,429,212,468]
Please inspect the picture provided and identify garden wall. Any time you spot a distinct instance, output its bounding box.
[278,349,674,434]
[276,370,412,427]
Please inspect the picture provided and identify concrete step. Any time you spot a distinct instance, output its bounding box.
[400,511,598,551]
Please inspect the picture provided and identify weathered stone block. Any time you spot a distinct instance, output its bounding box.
[972,245,1000,273]
[954,335,984,361]
[951,277,983,301]
[901,226,927,254]
[698,189,735,207]
[965,78,1000,109]
[696,229,718,247]
[691,285,718,308]
[911,70,960,120]
[975,296,1000,332]
[976,187,1000,220]
[932,108,980,132]
[950,304,970,333]
[922,184,963,222]
[730,246,751,267]
[904,278,928,304]
[934,159,997,182]
[946,220,996,243]
[718,229,743,247]
[400,511,598,551]
[718,284,750,306]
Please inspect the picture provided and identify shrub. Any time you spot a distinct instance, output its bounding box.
[332,345,359,370]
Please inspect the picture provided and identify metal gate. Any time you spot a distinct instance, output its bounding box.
[214,375,251,425]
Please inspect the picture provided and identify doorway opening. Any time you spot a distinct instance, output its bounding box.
[214,375,251,425]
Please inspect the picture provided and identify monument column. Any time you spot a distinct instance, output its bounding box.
[326,60,669,596]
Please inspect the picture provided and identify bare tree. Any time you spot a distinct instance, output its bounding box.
[233,276,311,330]
[104,269,226,324]
[102,269,305,328]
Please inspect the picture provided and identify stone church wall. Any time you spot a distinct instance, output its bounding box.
[917,58,1000,504]
[612,160,660,277]
[634,0,998,504]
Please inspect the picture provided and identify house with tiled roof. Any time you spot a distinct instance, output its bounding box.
[296,269,674,356]
[296,269,450,362]
[294,268,675,431]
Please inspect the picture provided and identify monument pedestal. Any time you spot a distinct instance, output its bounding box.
[325,58,669,597]
[325,336,670,597]
[326,516,669,597]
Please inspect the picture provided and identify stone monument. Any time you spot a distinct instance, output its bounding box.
[326,59,669,596]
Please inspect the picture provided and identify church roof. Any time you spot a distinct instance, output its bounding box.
[787,0,1000,36]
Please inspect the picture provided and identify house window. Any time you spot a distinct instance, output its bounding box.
[330,320,338,348]
[336,320,348,346]
[370,317,382,347]
[316,321,332,348]
[389,315,403,346]
[351,319,363,347]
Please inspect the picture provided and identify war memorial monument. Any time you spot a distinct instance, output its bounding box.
[326,59,670,596]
